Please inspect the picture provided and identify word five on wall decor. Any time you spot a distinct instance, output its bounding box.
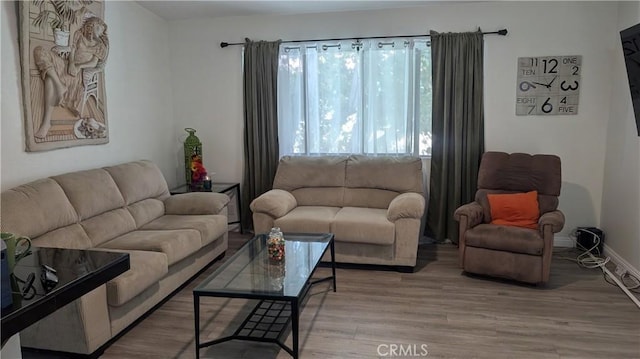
[515,55,581,116]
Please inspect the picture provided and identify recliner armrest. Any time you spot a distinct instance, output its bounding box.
[539,210,565,233]
[387,193,425,222]
[453,202,484,229]
[250,189,297,218]
[164,192,229,215]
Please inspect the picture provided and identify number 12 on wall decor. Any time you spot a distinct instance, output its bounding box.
[515,55,582,116]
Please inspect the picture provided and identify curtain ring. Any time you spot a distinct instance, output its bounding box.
[321,44,341,51]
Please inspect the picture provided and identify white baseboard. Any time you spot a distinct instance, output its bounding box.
[554,235,640,279]
[553,235,574,248]
[603,243,640,280]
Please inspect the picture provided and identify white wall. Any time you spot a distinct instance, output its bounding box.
[601,2,640,270]
[1,1,177,191]
[1,2,634,266]
[168,1,618,239]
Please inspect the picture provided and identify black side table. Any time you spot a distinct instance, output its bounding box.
[170,183,243,233]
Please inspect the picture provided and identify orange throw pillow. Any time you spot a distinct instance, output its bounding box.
[487,191,540,229]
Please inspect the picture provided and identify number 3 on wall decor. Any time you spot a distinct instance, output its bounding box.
[515,55,582,116]
[560,80,579,91]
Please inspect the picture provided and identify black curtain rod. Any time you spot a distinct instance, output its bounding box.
[220,29,507,48]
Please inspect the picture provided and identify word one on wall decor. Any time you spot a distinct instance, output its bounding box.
[19,0,109,152]
[515,55,581,116]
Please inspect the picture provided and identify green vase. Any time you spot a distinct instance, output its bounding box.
[184,128,202,186]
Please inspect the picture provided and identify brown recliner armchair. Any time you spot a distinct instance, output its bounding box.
[453,152,565,284]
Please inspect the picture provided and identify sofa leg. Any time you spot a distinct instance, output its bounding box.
[216,251,226,261]
[396,266,415,273]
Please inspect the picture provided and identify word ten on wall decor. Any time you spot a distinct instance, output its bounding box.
[516,55,581,116]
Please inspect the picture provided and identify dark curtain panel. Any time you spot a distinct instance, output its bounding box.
[241,39,282,231]
[426,30,484,243]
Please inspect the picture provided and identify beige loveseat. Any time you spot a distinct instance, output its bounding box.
[0,160,229,356]
[250,155,425,271]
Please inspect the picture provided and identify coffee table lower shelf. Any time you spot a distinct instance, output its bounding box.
[194,277,335,359]
[198,299,295,356]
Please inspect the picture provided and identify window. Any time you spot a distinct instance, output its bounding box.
[277,38,432,156]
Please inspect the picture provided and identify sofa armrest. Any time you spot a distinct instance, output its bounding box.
[453,202,484,229]
[250,189,297,218]
[164,192,229,215]
[387,193,425,222]
[539,210,565,233]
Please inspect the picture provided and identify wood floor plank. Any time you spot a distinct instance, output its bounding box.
[97,233,640,359]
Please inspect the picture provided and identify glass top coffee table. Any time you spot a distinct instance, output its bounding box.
[193,232,336,359]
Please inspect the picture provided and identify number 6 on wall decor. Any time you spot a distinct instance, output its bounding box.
[541,98,553,114]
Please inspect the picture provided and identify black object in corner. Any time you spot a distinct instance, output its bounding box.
[577,227,605,255]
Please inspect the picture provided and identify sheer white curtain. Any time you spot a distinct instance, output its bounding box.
[278,38,431,156]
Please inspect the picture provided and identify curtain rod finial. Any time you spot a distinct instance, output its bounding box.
[498,29,508,36]
[220,42,229,48]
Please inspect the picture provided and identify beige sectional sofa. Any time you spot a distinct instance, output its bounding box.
[250,155,425,270]
[0,160,229,356]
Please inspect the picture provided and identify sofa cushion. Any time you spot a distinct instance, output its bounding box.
[99,230,201,266]
[274,206,341,233]
[103,161,170,205]
[53,169,125,220]
[92,248,168,307]
[141,215,227,246]
[487,191,539,229]
[464,223,543,255]
[81,208,137,247]
[476,189,558,223]
[477,152,561,196]
[343,188,399,209]
[1,178,78,239]
[127,198,165,228]
[345,155,423,193]
[273,156,348,192]
[34,224,93,249]
[290,187,345,207]
[332,207,395,245]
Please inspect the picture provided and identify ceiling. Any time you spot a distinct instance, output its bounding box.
[136,1,439,21]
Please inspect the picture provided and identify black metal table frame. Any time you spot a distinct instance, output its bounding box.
[193,236,336,359]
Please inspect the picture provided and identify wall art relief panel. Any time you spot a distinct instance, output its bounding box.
[19,0,109,152]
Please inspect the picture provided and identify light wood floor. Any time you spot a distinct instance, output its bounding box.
[97,232,640,359]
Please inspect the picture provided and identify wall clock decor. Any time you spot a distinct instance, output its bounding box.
[516,55,581,116]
